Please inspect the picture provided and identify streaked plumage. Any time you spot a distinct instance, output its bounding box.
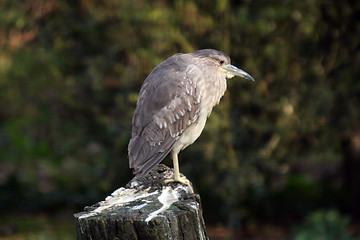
[128,49,254,183]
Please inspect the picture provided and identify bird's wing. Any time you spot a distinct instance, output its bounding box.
[128,59,204,178]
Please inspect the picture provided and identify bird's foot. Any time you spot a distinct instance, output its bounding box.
[164,176,194,193]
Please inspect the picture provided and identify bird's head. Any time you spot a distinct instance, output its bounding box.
[191,49,255,81]
[220,61,255,81]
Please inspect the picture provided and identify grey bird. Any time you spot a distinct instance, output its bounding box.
[128,49,254,187]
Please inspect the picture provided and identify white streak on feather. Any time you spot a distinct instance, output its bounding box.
[187,98,192,111]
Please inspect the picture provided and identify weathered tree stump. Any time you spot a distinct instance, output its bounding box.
[74,164,208,240]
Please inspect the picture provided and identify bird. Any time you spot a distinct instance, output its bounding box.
[128,49,254,187]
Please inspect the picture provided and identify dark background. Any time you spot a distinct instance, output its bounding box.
[0,0,359,239]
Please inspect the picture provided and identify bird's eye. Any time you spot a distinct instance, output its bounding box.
[219,60,224,65]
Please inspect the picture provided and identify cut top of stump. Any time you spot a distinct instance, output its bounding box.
[74,164,208,240]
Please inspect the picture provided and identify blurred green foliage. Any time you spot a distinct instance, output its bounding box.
[0,0,359,231]
[293,210,355,240]
[0,214,76,239]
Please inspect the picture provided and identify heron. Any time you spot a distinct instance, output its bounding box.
[128,49,254,188]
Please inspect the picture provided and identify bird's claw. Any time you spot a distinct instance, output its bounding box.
[164,176,194,193]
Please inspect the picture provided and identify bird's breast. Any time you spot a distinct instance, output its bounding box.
[172,113,208,154]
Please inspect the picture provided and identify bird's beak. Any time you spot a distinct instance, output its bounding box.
[222,64,255,81]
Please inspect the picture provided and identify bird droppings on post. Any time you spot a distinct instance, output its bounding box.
[74,164,208,240]
[145,186,183,223]
[78,187,159,220]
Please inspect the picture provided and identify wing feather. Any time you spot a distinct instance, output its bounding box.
[128,55,203,178]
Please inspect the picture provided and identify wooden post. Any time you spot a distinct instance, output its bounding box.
[74,164,208,240]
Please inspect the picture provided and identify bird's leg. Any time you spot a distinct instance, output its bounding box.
[172,151,182,181]
[164,151,193,193]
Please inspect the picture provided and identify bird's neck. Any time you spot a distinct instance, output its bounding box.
[201,72,227,116]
